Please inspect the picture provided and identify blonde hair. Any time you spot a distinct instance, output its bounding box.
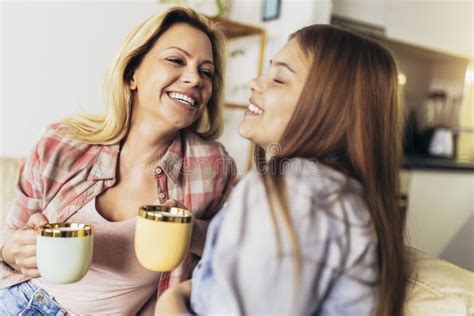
[63,7,226,144]
[257,25,408,316]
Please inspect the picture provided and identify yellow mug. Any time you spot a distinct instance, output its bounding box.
[134,205,193,272]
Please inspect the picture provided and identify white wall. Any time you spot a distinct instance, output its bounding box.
[1,0,330,159]
[1,2,160,157]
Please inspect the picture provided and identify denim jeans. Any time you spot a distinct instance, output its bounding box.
[0,280,68,316]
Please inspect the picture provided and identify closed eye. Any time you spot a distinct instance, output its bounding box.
[273,78,285,84]
[165,57,184,65]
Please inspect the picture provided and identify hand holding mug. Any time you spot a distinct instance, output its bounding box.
[162,199,187,209]
[2,213,49,278]
[36,223,93,284]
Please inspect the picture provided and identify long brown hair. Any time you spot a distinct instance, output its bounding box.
[256,25,408,316]
[64,7,226,144]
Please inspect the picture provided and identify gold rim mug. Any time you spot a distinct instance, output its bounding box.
[135,205,193,272]
[36,222,93,284]
[37,223,92,237]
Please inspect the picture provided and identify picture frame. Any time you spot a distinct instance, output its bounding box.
[262,0,281,22]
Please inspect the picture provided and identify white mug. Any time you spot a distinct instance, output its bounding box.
[36,223,93,284]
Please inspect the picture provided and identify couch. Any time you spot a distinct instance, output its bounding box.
[1,157,473,315]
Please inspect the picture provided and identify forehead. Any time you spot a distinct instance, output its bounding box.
[274,38,309,74]
[153,23,213,57]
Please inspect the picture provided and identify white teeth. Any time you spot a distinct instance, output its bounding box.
[169,92,196,106]
[248,103,264,115]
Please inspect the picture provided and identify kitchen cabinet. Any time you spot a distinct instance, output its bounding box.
[401,168,474,271]
[332,0,473,58]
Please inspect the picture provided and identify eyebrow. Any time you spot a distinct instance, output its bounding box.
[270,60,295,74]
[165,46,214,66]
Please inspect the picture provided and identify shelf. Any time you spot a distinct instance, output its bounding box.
[402,155,474,172]
[208,16,266,39]
[224,102,248,110]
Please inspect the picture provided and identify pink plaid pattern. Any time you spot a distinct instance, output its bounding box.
[1,122,236,293]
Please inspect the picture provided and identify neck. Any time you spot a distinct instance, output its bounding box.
[120,112,178,169]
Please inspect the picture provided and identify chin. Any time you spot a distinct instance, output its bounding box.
[238,123,253,141]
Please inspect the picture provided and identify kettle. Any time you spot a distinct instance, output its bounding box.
[428,128,454,158]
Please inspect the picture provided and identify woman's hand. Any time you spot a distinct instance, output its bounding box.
[155,280,193,315]
[2,213,49,277]
[162,199,187,210]
[162,200,209,257]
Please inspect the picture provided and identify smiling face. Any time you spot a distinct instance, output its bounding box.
[239,39,310,150]
[129,23,214,131]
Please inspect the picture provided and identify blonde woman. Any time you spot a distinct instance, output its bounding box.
[156,24,409,315]
[0,7,235,315]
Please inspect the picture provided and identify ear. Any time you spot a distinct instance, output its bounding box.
[129,76,137,91]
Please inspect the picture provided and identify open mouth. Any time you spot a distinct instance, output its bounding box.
[247,102,264,115]
[167,92,198,107]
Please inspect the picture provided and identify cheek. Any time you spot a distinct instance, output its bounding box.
[264,96,297,135]
[203,83,213,103]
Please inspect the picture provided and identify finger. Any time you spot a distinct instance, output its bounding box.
[26,213,49,229]
[14,244,37,259]
[14,229,37,245]
[163,199,188,210]
[163,199,178,207]
[13,246,37,268]
[20,267,40,278]
[17,256,38,269]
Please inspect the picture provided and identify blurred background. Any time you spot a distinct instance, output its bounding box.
[1,0,473,270]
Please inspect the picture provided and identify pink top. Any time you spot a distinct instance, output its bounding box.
[33,198,161,315]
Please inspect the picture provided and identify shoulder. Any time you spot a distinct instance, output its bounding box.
[239,158,362,197]
[234,158,371,228]
[33,122,101,166]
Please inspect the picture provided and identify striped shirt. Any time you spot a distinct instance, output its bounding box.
[191,158,378,315]
[0,122,236,294]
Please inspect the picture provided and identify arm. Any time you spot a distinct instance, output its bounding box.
[1,141,45,278]
[154,280,193,315]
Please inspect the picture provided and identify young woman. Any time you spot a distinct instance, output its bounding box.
[0,7,235,315]
[155,24,409,316]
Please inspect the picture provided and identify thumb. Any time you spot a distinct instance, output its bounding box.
[162,199,178,208]
[26,213,49,229]
[162,199,188,210]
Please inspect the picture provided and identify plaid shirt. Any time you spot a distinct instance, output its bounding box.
[0,122,236,294]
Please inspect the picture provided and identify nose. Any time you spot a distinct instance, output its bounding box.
[249,77,262,93]
[181,66,202,88]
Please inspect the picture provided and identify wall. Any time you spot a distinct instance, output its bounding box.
[332,0,474,58]
[1,0,330,160]
[1,2,159,157]
[385,1,473,58]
